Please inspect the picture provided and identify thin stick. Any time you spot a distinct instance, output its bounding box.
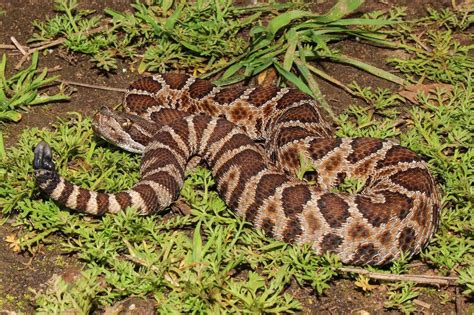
[0,44,17,49]
[29,38,67,53]
[15,54,30,70]
[339,267,459,286]
[9,23,111,70]
[58,79,127,93]
[413,299,431,309]
[10,37,28,56]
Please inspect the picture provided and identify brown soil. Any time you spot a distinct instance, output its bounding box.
[0,0,469,313]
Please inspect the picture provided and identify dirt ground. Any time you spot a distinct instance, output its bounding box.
[0,0,468,313]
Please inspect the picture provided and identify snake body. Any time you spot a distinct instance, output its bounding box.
[34,73,441,265]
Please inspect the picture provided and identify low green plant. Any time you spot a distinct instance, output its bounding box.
[0,52,69,122]
[1,115,340,313]
[384,281,419,314]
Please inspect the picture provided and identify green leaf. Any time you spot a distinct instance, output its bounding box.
[0,110,22,122]
[268,10,315,36]
[273,61,313,96]
[319,0,365,23]
[283,29,298,71]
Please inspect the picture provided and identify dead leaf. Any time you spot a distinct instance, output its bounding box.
[257,68,277,86]
[354,275,378,292]
[5,234,21,253]
[399,83,454,104]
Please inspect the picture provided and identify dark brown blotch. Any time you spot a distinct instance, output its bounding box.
[281,184,311,217]
[278,147,300,173]
[255,118,263,135]
[214,86,247,104]
[161,118,191,150]
[413,198,429,226]
[192,115,213,142]
[276,126,313,147]
[211,133,254,166]
[247,86,280,107]
[162,73,189,90]
[347,138,384,164]
[76,188,91,212]
[188,78,215,99]
[378,230,392,246]
[229,104,250,122]
[129,127,153,148]
[57,181,74,205]
[348,223,369,240]
[376,145,421,169]
[309,138,342,161]
[206,118,236,148]
[133,184,160,213]
[245,174,288,223]
[276,103,321,124]
[282,222,302,243]
[352,243,378,265]
[149,108,188,125]
[125,94,160,115]
[317,193,350,228]
[320,233,343,253]
[398,226,417,253]
[96,193,110,215]
[150,130,187,157]
[390,167,433,195]
[141,148,185,178]
[142,171,180,197]
[129,77,162,93]
[355,190,413,227]
[276,90,310,110]
[115,192,132,210]
[217,149,267,209]
[260,218,275,238]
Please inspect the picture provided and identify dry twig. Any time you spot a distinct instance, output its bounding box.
[339,267,459,286]
[58,79,127,93]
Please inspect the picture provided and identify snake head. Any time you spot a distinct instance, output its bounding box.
[92,107,156,154]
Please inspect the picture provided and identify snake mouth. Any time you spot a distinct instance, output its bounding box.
[92,107,152,154]
[92,106,115,133]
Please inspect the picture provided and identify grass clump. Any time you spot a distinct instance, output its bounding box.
[0,52,69,122]
[30,0,296,73]
[29,0,411,122]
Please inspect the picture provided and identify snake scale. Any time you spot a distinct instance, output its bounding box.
[34,73,441,265]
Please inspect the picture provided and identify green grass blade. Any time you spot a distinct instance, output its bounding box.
[283,29,298,71]
[329,54,406,85]
[0,131,5,161]
[295,49,336,121]
[273,61,313,96]
[267,10,315,36]
[319,0,365,23]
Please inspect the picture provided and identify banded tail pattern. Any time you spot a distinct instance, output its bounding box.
[34,73,441,265]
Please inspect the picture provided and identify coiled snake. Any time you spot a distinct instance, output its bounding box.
[34,73,440,265]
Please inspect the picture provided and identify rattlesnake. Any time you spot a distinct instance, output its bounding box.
[34,73,441,265]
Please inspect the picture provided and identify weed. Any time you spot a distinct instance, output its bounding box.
[0,52,69,122]
[384,282,419,314]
